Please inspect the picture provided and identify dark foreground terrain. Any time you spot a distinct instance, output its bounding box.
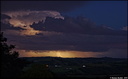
[19,57,127,79]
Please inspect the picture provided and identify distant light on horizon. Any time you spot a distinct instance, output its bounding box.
[18,50,103,58]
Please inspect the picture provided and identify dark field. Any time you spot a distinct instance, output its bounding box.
[20,57,127,79]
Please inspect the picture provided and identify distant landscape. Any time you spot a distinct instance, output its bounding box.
[20,57,128,78]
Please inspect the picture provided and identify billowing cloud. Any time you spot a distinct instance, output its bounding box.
[2,10,64,35]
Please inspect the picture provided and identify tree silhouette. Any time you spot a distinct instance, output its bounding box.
[0,32,19,62]
[0,32,30,78]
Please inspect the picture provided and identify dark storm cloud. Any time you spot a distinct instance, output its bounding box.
[2,14,127,52]
[2,17,127,58]
[4,31,127,53]
[31,16,127,36]
[1,1,86,12]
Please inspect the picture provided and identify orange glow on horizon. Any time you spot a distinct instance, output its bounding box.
[18,50,102,58]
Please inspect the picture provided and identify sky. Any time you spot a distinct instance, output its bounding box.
[1,1,127,58]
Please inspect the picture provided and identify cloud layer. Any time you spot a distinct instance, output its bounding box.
[1,10,127,58]
[31,16,127,36]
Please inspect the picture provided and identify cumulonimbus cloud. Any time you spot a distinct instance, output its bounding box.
[2,10,64,35]
[1,10,127,58]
